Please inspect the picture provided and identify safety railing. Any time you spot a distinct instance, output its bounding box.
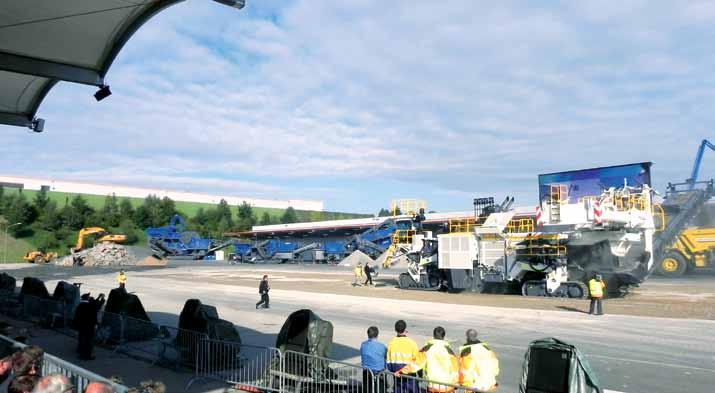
[156,326,210,369]
[379,370,488,393]
[449,218,477,233]
[390,199,427,216]
[97,311,163,361]
[0,334,129,392]
[521,234,567,257]
[505,218,535,233]
[549,184,568,204]
[281,350,371,393]
[652,203,666,231]
[190,338,281,392]
[392,230,416,245]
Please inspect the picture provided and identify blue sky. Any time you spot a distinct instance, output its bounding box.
[2,0,714,213]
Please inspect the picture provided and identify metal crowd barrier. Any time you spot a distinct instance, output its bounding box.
[0,334,129,392]
[156,326,209,369]
[379,370,486,393]
[97,311,162,360]
[280,350,373,393]
[190,338,282,392]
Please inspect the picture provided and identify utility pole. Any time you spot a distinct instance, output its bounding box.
[3,222,22,263]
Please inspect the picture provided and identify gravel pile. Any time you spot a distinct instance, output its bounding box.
[55,243,137,267]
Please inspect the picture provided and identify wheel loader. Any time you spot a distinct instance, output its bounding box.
[23,251,58,264]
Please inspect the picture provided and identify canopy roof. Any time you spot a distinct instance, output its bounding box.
[0,0,243,131]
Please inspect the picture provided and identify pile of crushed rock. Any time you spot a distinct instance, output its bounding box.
[55,243,137,267]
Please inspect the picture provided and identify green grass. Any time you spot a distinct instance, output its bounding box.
[0,234,35,263]
[3,188,368,221]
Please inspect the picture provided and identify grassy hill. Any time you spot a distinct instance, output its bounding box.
[0,234,35,263]
[3,188,368,222]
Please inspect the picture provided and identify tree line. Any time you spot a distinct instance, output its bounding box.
[0,187,304,253]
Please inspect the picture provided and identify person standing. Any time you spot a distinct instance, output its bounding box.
[588,274,606,315]
[117,270,127,290]
[458,329,499,392]
[256,275,270,309]
[353,262,364,286]
[360,326,387,393]
[74,294,101,360]
[395,326,459,393]
[364,262,374,286]
[386,320,419,393]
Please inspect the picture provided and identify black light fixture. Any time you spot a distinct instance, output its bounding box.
[213,0,245,9]
[94,85,112,101]
[29,118,45,133]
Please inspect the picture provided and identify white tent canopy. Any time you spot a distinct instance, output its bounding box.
[0,0,243,131]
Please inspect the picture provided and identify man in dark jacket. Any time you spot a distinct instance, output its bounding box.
[256,275,270,309]
[364,262,374,286]
[74,293,104,360]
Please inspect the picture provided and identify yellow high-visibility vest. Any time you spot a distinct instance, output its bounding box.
[118,272,127,284]
[588,279,605,298]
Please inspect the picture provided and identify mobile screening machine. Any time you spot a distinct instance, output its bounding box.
[398,163,659,297]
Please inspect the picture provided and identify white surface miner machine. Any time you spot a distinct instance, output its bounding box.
[397,163,660,297]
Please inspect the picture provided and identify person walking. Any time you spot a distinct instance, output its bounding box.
[386,320,419,393]
[360,326,387,393]
[364,262,374,286]
[458,329,499,392]
[395,326,459,393]
[353,262,364,286]
[117,270,127,290]
[588,274,606,315]
[256,275,270,309]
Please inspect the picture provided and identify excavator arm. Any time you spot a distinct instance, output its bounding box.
[73,227,126,252]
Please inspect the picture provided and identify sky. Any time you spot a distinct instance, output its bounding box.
[2,0,715,214]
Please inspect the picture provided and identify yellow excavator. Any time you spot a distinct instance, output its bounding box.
[23,251,58,264]
[72,227,127,252]
[657,227,715,276]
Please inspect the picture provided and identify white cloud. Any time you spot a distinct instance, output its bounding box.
[2,1,714,211]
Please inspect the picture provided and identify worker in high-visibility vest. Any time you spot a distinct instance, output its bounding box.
[387,320,419,393]
[395,326,459,393]
[353,262,364,286]
[588,274,606,315]
[117,270,127,290]
[458,329,499,392]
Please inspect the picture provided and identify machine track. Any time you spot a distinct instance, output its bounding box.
[521,280,587,298]
[397,273,441,291]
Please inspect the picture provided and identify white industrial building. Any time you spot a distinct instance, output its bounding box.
[0,175,324,211]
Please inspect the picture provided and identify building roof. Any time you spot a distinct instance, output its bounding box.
[0,0,244,131]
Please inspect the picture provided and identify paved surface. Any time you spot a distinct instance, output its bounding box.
[2,263,715,393]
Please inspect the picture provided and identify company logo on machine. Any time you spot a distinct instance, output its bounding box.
[593,201,603,225]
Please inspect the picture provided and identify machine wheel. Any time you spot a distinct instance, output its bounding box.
[398,273,416,289]
[427,273,441,289]
[521,280,546,297]
[33,256,44,264]
[566,282,586,299]
[656,252,688,277]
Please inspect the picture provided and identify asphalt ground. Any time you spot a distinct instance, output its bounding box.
[1,262,714,393]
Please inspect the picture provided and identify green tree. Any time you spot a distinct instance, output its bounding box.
[158,197,177,226]
[377,208,391,217]
[63,195,93,230]
[133,205,152,229]
[4,193,36,235]
[259,211,272,225]
[38,200,62,231]
[281,207,298,224]
[33,189,50,211]
[119,198,135,220]
[216,199,233,227]
[99,194,121,227]
[119,218,139,244]
[236,201,255,231]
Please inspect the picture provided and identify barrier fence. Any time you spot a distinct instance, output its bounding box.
[0,334,129,392]
[5,292,491,393]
